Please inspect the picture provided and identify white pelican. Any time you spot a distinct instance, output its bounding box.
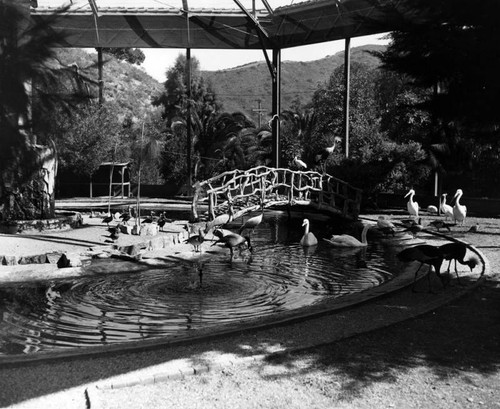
[404,189,419,217]
[452,189,467,225]
[293,156,307,170]
[323,224,371,247]
[300,219,318,246]
[440,193,454,221]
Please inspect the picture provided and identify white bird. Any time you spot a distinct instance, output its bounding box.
[314,137,341,171]
[205,203,234,233]
[404,189,419,217]
[239,202,264,236]
[293,156,307,170]
[452,188,467,225]
[440,193,454,221]
[300,219,318,246]
[323,224,370,247]
[376,215,396,236]
[426,205,438,214]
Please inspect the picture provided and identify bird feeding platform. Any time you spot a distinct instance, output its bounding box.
[192,166,362,222]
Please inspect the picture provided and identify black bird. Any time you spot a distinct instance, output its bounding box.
[101,213,113,227]
[120,207,132,224]
[157,212,169,231]
[141,211,157,224]
[397,244,448,292]
[108,224,121,241]
[438,242,479,284]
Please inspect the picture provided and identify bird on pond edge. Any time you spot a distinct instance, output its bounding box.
[397,244,449,293]
[212,233,252,259]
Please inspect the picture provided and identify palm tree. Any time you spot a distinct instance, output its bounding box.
[0,2,85,221]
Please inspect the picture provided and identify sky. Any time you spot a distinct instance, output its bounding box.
[140,33,390,82]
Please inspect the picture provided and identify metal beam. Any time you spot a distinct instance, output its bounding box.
[271,48,281,167]
[233,0,270,38]
[342,37,351,158]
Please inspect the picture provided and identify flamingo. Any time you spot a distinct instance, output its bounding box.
[397,244,448,292]
[452,189,467,225]
[239,201,264,236]
[300,219,318,246]
[323,224,371,247]
[439,242,479,284]
[205,203,234,233]
[293,156,307,170]
[404,189,419,218]
[440,193,454,221]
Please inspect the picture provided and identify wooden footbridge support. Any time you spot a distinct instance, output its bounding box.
[191,166,362,223]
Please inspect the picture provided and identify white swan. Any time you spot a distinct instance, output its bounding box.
[300,219,318,246]
[452,188,467,225]
[404,189,419,217]
[323,224,371,247]
[440,193,454,221]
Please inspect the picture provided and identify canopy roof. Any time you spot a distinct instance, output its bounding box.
[31,0,396,49]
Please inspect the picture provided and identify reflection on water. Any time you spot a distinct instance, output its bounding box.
[0,213,401,356]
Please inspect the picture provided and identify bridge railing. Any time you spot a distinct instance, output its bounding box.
[193,166,362,221]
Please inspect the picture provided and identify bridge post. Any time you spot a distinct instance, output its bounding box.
[271,48,281,167]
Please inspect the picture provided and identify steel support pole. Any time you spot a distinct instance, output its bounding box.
[186,47,192,191]
[272,48,281,167]
[342,38,351,158]
[97,47,103,104]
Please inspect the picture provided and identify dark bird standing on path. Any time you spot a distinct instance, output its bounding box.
[397,244,448,292]
[428,219,455,232]
[102,214,113,227]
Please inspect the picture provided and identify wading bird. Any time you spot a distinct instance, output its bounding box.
[438,242,479,284]
[205,203,234,233]
[185,228,205,252]
[428,220,454,232]
[452,189,467,225]
[440,193,454,221]
[397,244,448,292]
[239,200,264,236]
[404,189,419,218]
[300,219,318,247]
[323,224,371,247]
[212,233,252,259]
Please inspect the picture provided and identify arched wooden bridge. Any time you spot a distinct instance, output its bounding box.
[192,166,362,222]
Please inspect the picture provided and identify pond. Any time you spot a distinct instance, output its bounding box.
[0,212,404,357]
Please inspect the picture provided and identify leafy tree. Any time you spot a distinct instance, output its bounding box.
[372,0,500,130]
[153,54,222,187]
[101,48,145,65]
[0,2,83,220]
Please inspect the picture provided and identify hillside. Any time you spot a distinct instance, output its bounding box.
[202,44,386,122]
[54,48,162,121]
[53,45,385,124]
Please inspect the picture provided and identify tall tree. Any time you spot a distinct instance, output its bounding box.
[0,1,80,221]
